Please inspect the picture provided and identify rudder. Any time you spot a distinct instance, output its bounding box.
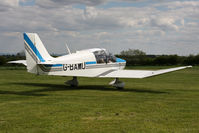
[24,33,53,74]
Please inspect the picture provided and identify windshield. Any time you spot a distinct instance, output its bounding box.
[93,50,116,64]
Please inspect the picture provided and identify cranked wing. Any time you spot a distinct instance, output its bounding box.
[99,66,192,78]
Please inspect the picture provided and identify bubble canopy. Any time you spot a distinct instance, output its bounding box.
[93,49,116,64]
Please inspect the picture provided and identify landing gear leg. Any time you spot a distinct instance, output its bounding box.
[65,76,78,87]
[109,78,125,89]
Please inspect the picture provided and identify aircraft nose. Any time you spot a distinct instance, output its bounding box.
[116,58,126,63]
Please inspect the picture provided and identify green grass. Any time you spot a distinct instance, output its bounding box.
[0,66,199,133]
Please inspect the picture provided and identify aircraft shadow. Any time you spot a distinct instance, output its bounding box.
[0,82,168,97]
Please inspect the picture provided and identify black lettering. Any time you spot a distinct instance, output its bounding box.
[74,64,77,70]
[63,63,86,71]
[78,63,82,69]
[70,64,73,70]
[63,64,67,71]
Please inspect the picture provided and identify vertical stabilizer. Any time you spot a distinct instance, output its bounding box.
[24,33,53,74]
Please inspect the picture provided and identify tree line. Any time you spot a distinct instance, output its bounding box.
[0,54,25,66]
[117,49,199,66]
[1,49,199,66]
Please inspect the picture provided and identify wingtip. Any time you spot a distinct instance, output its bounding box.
[7,61,14,64]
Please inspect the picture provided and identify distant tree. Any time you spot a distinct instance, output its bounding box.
[16,50,25,56]
[153,55,179,65]
[120,49,146,56]
[184,54,199,65]
[195,54,199,65]
[117,49,147,66]
[0,56,6,66]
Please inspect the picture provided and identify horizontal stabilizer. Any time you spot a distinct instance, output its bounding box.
[8,60,27,66]
[100,66,192,78]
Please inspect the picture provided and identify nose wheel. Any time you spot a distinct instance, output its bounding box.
[65,76,78,87]
[109,78,125,89]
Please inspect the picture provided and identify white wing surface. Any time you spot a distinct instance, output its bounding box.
[100,66,192,78]
[8,60,27,66]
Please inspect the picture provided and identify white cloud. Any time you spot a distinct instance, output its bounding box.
[2,0,19,7]
[0,0,19,11]
[35,0,144,8]
[84,6,98,19]
[0,0,199,55]
[149,17,179,31]
[35,0,106,8]
[166,1,199,9]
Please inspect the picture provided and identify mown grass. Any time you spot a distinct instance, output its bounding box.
[0,66,199,133]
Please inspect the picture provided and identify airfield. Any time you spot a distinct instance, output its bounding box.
[0,66,198,133]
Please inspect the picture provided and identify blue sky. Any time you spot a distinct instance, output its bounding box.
[99,1,155,9]
[0,0,199,55]
[19,0,35,6]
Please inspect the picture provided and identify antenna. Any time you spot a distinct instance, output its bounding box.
[65,42,71,54]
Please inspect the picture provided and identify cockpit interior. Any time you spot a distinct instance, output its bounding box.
[93,50,116,64]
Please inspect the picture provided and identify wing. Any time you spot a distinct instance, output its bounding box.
[99,66,192,78]
[8,60,27,66]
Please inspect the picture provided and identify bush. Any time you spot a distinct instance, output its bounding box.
[0,56,6,65]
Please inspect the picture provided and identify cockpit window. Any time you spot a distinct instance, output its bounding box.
[107,53,116,63]
[93,50,116,64]
[93,50,106,63]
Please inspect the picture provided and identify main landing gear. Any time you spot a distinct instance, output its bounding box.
[65,77,125,89]
[65,76,78,87]
[109,78,125,89]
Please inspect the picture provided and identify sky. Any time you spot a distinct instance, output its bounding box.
[0,0,199,55]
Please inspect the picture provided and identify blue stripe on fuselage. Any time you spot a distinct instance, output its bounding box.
[24,33,45,62]
[85,61,97,65]
[116,58,126,63]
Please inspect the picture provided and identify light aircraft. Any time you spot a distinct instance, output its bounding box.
[9,33,192,89]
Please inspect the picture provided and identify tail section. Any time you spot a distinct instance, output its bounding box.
[24,33,53,74]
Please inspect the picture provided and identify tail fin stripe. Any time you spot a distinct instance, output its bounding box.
[25,45,37,62]
[24,33,45,62]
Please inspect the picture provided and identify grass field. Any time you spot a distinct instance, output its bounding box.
[0,66,199,133]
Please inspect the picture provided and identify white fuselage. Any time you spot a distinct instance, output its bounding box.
[37,48,126,77]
